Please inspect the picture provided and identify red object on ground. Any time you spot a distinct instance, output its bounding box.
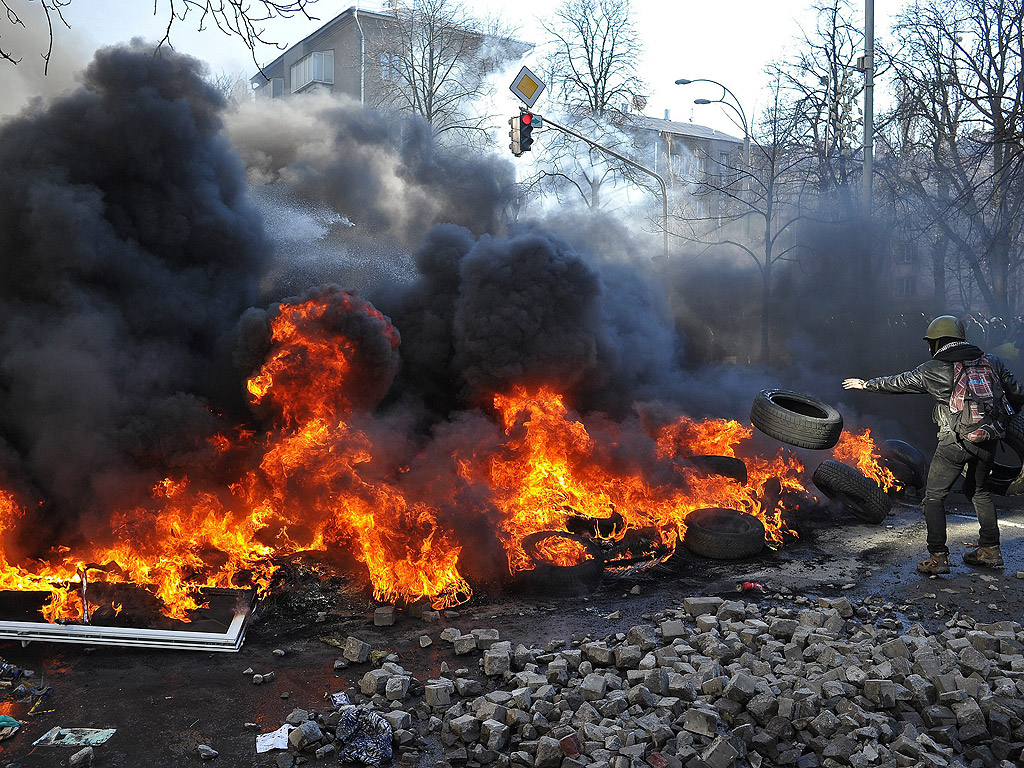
[647,753,671,768]
[737,581,767,593]
[559,733,581,758]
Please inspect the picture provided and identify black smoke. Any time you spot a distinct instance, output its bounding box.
[0,43,270,530]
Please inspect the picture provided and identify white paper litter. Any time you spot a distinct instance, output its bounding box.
[255,723,294,753]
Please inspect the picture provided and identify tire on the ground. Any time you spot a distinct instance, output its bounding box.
[513,532,604,594]
[880,457,919,497]
[812,459,892,524]
[750,389,843,450]
[684,455,748,485]
[879,439,928,489]
[682,507,765,560]
[999,412,1024,495]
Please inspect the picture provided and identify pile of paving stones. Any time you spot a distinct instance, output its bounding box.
[262,595,1024,768]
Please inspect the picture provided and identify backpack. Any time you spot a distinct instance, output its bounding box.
[949,355,1014,442]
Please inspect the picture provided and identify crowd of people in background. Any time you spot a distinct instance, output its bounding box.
[961,314,1024,362]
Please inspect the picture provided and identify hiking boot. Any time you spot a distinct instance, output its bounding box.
[917,552,950,575]
[963,545,1004,567]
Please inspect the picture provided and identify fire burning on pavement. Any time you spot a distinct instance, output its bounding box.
[0,44,902,628]
[0,289,905,624]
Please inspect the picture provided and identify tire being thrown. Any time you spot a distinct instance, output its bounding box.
[812,459,891,524]
[750,389,843,450]
[682,507,766,560]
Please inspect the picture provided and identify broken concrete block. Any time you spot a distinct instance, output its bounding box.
[425,684,452,708]
[580,672,608,701]
[288,720,323,750]
[702,735,739,768]
[384,710,412,731]
[359,668,391,696]
[450,713,481,743]
[659,619,688,641]
[683,596,724,616]
[535,735,565,767]
[69,747,95,767]
[483,650,511,677]
[385,675,410,701]
[453,635,478,655]
[481,718,510,751]
[683,707,718,737]
[472,628,500,649]
[343,636,371,664]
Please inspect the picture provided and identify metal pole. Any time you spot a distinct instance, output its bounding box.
[354,3,365,104]
[863,0,874,217]
[540,114,670,260]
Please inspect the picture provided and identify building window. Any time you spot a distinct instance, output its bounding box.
[719,151,729,186]
[896,276,917,297]
[380,52,402,83]
[255,77,284,99]
[291,51,334,93]
[896,244,918,264]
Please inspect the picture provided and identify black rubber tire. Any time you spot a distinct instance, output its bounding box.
[682,507,765,560]
[1000,412,1024,495]
[880,456,918,496]
[514,532,604,595]
[750,389,843,450]
[879,439,928,489]
[683,455,748,485]
[812,459,892,524]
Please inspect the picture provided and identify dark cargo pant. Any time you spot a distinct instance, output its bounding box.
[922,439,999,554]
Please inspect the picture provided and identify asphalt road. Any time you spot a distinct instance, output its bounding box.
[0,489,1021,768]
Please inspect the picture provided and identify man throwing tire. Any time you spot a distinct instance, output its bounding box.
[843,315,1024,575]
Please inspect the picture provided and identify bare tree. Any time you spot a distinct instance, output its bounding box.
[526,0,648,213]
[369,0,523,146]
[1,0,319,75]
[884,0,1024,317]
[767,0,868,219]
[677,77,815,364]
[541,0,643,117]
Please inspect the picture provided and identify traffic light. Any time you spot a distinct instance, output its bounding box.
[509,115,522,156]
[520,112,535,152]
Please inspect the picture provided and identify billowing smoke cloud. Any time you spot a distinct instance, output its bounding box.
[0,43,270,531]
[226,93,518,251]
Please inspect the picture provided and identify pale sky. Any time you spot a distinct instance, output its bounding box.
[19,0,902,136]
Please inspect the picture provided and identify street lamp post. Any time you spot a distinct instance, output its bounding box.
[675,78,751,184]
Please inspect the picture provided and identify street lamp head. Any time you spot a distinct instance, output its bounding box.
[674,78,692,85]
[693,98,713,105]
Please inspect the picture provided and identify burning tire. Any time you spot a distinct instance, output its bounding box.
[812,459,891,524]
[684,455,748,485]
[879,439,928,489]
[682,508,765,560]
[514,532,604,594]
[750,389,843,450]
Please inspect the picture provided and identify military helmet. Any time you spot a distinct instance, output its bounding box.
[923,315,966,341]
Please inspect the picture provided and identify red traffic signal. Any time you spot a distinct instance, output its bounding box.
[520,112,535,152]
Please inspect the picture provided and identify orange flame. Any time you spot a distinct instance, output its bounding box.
[1,297,902,622]
[465,387,803,577]
[832,428,900,492]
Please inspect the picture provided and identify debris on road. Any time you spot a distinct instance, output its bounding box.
[292,592,1024,768]
[32,726,116,747]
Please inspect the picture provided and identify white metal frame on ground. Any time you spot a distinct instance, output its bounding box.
[0,592,255,652]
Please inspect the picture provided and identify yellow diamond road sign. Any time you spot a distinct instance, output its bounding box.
[510,66,546,109]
